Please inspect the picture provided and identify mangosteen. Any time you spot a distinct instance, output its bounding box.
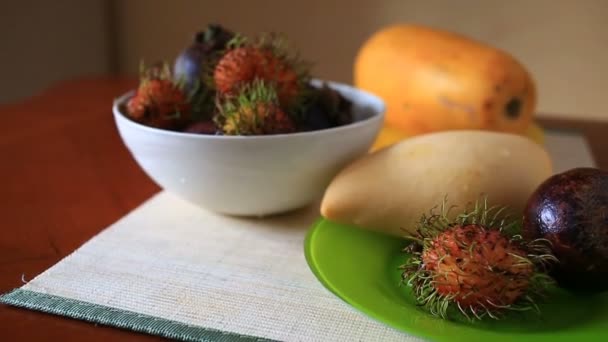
[299,100,333,131]
[173,24,234,92]
[317,83,353,127]
[183,120,217,135]
[298,83,353,131]
[523,167,608,292]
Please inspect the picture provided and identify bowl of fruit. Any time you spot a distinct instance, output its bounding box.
[113,25,384,216]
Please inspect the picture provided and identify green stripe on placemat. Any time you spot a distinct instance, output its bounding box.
[0,289,275,342]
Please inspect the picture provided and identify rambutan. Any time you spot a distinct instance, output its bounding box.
[213,34,310,107]
[400,198,557,321]
[216,80,295,135]
[126,62,191,130]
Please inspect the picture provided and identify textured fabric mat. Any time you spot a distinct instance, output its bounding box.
[0,130,596,341]
[2,192,418,341]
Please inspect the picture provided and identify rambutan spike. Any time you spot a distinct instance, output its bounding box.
[439,195,455,218]
[526,242,546,253]
[400,268,411,281]
[166,108,181,120]
[431,280,453,287]
[489,206,507,227]
[498,217,507,233]
[441,267,470,277]
[438,197,452,225]
[418,274,433,280]
[512,262,533,269]
[416,286,428,300]
[524,295,541,314]
[468,241,477,257]
[404,267,425,287]
[478,302,499,320]
[526,238,556,255]
[511,234,524,241]
[506,304,534,312]
[438,218,451,230]
[403,234,424,245]
[410,259,423,266]
[529,237,553,246]
[444,293,457,301]
[429,296,449,319]
[424,278,436,291]
[458,214,467,226]
[507,252,531,264]
[226,33,248,49]
[469,306,482,320]
[455,238,469,249]
[436,253,449,265]
[480,197,490,225]
[456,211,470,223]
[486,299,511,309]
[139,60,146,78]
[466,200,480,225]
[502,219,520,235]
[438,297,450,318]
[422,290,437,305]
[460,290,476,301]
[529,273,556,290]
[406,277,416,288]
[457,302,471,320]
[429,302,438,316]
[415,284,426,299]
[455,202,485,226]
[434,224,449,235]
[528,253,557,262]
[533,254,559,270]
[162,63,171,79]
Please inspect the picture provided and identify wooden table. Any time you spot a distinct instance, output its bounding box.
[0,78,606,341]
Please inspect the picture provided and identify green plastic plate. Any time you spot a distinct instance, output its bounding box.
[304,218,608,342]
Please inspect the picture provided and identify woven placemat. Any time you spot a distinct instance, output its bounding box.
[1,131,596,341]
[1,191,417,341]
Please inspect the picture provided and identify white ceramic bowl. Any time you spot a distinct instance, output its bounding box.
[113,80,384,216]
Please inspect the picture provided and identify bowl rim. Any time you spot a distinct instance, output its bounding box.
[113,79,385,141]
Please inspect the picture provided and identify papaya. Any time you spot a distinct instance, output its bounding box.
[355,24,537,136]
[371,122,546,152]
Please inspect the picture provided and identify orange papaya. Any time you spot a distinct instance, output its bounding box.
[355,24,537,136]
